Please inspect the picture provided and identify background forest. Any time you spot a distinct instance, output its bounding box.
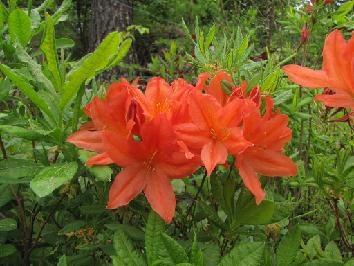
[0,0,353,265]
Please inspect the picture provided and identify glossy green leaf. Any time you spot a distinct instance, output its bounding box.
[30,162,77,197]
[0,125,48,141]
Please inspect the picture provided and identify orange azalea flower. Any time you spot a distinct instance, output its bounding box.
[283,30,354,109]
[176,91,252,176]
[131,77,195,124]
[204,71,233,106]
[67,80,135,165]
[235,98,297,204]
[102,115,200,223]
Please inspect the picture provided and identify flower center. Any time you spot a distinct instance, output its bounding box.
[143,151,157,172]
[209,127,230,141]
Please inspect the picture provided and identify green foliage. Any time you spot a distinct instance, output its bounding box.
[218,242,265,266]
[8,8,31,46]
[30,162,77,197]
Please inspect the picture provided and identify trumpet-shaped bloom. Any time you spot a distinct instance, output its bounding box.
[235,98,297,204]
[176,91,251,176]
[103,115,200,224]
[283,30,354,109]
[67,80,134,165]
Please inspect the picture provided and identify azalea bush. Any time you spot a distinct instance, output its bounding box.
[0,0,353,265]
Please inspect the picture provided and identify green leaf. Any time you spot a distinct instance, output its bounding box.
[30,162,77,197]
[59,220,85,234]
[105,224,144,241]
[0,159,42,184]
[8,8,31,46]
[0,125,48,141]
[57,255,68,266]
[112,229,145,266]
[56,38,75,49]
[233,193,275,225]
[0,184,12,207]
[302,259,344,266]
[0,244,17,257]
[276,228,301,266]
[59,31,122,110]
[324,241,342,261]
[0,79,12,101]
[15,43,56,94]
[218,242,265,266]
[0,218,17,231]
[197,201,225,229]
[160,233,189,265]
[261,70,279,93]
[294,112,312,120]
[0,64,55,124]
[191,235,204,266]
[41,15,62,91]
[78,150,112,182]
[145,211,165,266]
[107,38,132,68]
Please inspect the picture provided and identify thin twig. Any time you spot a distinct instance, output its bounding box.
[186,170,208,219]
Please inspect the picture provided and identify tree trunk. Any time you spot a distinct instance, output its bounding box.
[89,0,135,79]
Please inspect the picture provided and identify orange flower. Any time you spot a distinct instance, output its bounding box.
[67,80,135,165]
[283,30,354,109]
[176,91,251,176]
[235,97,297,204]
[103,115,200,224]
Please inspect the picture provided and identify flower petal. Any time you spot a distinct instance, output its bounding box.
[205,71,232,105]
[236,157,265,205]
[67,124,104,153]
[107,166,146,209]
[86,152,114,166]
[144,171,176,224]
[282,65,329,88]
[315,93,354,109]
[201,141,228,176]
[102,130,138,167]
[244,148,297,177]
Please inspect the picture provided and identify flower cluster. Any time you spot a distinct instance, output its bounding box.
[68,72,297,223]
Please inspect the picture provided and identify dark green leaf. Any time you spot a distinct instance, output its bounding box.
[0,159,42,184]
[0,218,17,231]
[276,228,301,266]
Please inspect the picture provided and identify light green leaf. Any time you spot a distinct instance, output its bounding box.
[30,162,77,197]
[78,150,112,182]
[107,38,132,68]
[8,9,31,46]
[0,159,42,184]
[218,242,265,266]
[105,224,144,241]
[112,229,145,266]
[59,31,122,110]
[276,228,301,266]
[262,70,279,93]
[41,15,62,91]
[0,218,17,231]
